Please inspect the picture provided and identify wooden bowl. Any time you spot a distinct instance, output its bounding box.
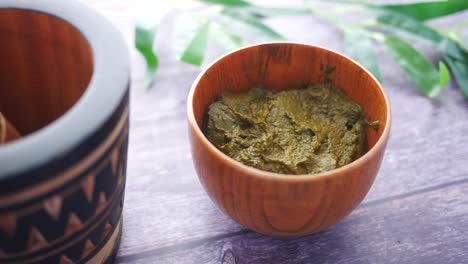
[188,43,391,236]
[0,1,129,263]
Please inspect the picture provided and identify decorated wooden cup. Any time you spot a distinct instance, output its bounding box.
[0,0,130,263]
[188,43,391,237]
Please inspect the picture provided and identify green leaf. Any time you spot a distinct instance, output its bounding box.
[135,22,159,88]
[383,0,468,21]
[373,9,443,43]
[174,15,202,64]
[344,29,381,82]
[444,56,468,97]
[436,37,468,62]
[370,7,468,96]
[440,30,468,53]
[179,22,211,66]
[246,6,310,17]
[198,0,251,7]
[373,9,468,61]
[459,34,468,53]
[211,22,246,52]
[218,9,285,41]
[134,6,168,89]
[437,61,451,97]
[383,36,448,98]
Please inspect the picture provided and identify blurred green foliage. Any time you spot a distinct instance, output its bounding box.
[135,0,468,99]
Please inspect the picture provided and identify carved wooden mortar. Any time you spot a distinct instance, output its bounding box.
[0,0,130,263]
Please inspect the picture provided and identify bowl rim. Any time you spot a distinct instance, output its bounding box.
[0,0,129,178]
[187,42,392,181]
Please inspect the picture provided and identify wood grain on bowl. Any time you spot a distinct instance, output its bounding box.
[0,112,21,144]
[188,43,391,236]
[0,9,93,136]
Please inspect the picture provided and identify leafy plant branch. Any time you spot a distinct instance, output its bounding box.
[135,0,468,99]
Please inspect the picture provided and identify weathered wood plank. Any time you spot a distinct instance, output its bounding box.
[117,179,468,263]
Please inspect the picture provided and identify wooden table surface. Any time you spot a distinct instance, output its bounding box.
[86,1,468,263]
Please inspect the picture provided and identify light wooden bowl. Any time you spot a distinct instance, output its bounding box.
[0,1,129,263]
[188,43,391,236]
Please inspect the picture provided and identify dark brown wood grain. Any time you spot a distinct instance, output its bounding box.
[0,9,93,136]
[83,1,468,263]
